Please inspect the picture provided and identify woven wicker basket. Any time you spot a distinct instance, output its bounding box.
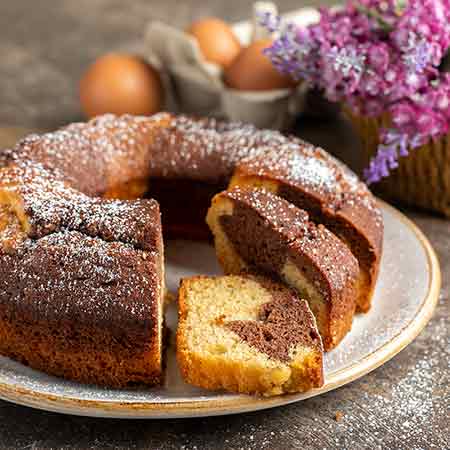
[346,110,450,217]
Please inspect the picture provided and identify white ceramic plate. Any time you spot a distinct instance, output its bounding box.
[0,202,440,418]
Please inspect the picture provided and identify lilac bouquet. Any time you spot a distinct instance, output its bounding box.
[261,0,450,184]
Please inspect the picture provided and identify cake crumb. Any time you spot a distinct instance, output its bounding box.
[335,410,344,422]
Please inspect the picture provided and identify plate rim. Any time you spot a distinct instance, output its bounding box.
[0,200,441,418]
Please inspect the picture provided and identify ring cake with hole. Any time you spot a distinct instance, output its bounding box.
[0,113,382,389]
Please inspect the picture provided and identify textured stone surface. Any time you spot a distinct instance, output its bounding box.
[0,1,448,449]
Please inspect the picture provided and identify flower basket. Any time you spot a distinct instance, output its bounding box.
[346,108,450,217]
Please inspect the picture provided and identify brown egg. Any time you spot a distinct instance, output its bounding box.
[224,39,296,91]
[79,53,164,118]
[187,18,241,68]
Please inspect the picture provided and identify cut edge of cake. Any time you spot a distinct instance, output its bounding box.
[177,274,324,396]
[206,187,359,351]
[229,169,382,314]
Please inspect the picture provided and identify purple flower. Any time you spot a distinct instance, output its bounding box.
[364,141,400,184]
[402,36,434,73]
[364,128,419,184]
[260,0,450,183]
[367,44,390,72]
[328,46,365,79]
[390,103,416,128]
[258,11,281,34]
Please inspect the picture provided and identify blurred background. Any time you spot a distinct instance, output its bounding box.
[0,2,448,450]
[1,0,334,129]
[1,0,361,172]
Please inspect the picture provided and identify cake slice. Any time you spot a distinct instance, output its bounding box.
[177,274,324,396]
[230,139,383,313]
[206,187,359,350]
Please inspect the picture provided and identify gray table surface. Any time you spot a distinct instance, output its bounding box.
[0,1,448,449]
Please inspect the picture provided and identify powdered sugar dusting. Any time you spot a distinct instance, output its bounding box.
[0,230,161,331]
[148,115,382,238]
[2,113,171,195]
[0,163,162,252]
[0,113,382,234]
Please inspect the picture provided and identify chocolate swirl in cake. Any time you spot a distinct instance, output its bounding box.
[226,287,322,363]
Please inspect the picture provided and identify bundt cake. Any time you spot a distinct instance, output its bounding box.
[230,138,383,312]
[0,112,383,389]
[177,274,324,396]
[206,187,359,350]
